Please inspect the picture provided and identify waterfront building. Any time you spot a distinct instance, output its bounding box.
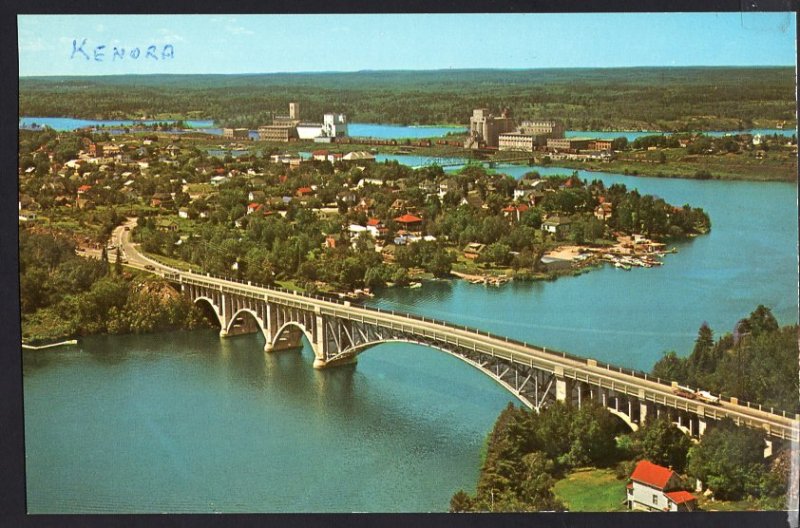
[498,133,537,152]
[547,137,594,152]
[590,139,613,151]
[223,128,250,140]
[465,108,515,149]
[323,113,348,138]
[542,216,572,239]
[626,460,697,512]
[517,119,565,138]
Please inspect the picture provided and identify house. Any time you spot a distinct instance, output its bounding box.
[342,151,376,162]
[151,193,173,208]
[248,190,266,202]
[296,186,315,198]
[627,460,697,512]
[312,150,330,162]
[77,184,92,195]
[247,202,263,215]
[394,213,423,233]
[178,208,189,219]
[594,202,613,221]
[156,220,179,232]
[463,242,486,260]
[460,193,485,209]
[366,218,385,238]
[502,203,530,222]
[542,216,572,239]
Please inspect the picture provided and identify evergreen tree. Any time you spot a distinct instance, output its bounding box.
[449,490,473,513]
[114,247,123,275]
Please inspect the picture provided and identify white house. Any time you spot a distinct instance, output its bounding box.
[627,460,697,512]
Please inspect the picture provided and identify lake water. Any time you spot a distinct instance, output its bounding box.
[22,149,799,513]
[20,117,792,141]
[370,157,798,372]
[348,123,466,139]
[18,117,466,139]
[24,331,515,513]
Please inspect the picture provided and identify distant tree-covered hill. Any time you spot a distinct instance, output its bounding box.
[19,67,796,130]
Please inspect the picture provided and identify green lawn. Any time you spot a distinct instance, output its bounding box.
[553,468,628,512]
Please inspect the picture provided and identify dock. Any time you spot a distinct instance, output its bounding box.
[22,339,78,350]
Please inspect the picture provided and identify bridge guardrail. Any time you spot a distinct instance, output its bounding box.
[148,256,798,421]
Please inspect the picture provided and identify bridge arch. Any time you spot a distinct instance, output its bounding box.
[269,321,315,353]
[193,296,223,328]
[326,338,536,409]
[225,307,267,336]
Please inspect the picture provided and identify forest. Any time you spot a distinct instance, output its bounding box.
[19,228,209,343]
[651,305,799,413]
[19,67,796,131]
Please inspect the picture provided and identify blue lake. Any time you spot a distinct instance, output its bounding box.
[22,116,791,141]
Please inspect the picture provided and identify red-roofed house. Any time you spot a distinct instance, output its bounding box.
[296,186,315,197]
[77,184,92,195]
[312,150,329,161]
[627,460,697,512]
[502,203,530,222]
[394,213,423,233]
[247,202,262,215]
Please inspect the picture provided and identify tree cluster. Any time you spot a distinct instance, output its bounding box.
[450,402,625,512]
[20,228,209,343]
[651,305,798,412]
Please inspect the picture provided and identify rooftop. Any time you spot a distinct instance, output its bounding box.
[630,460,676,490]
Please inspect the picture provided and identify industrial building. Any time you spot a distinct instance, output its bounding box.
[223,128,250,140]
[258,125,296,142]
[498,133,537,152]
[464,108,515,149]
[547,137,594,152]
[517,120,565,137]
[259,102,348,143]
[496,119,566,152]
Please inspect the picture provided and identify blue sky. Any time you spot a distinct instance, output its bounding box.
[18,13,797,76]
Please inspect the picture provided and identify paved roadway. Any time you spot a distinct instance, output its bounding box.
[115,218,800,442]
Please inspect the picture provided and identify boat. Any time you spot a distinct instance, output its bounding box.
[614,262,631,271]
[408,282,422,289]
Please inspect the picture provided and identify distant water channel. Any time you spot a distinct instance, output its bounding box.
[22,140,798,513]
[19,116,793,141]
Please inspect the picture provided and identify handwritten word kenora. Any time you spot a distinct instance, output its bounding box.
[70,39,175,62]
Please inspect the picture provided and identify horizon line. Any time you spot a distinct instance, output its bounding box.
[18,65,797,78]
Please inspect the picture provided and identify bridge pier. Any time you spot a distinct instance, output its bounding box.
[555,377,574,404]
[639,401,649,426]
[312,356,358,369]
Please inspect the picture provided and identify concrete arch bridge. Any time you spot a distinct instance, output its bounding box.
[166,269,800,447]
